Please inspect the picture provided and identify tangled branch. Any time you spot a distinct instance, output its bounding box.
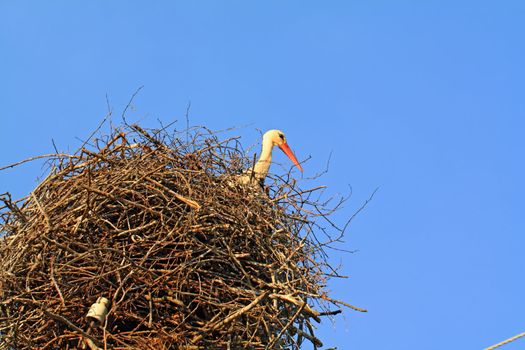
[0,124,366,349]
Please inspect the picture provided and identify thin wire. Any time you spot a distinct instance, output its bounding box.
[485,330,525,350]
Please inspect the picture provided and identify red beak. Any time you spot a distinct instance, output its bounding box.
[278,142,303,172]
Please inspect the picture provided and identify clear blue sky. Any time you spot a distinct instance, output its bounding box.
[1,1,524,349]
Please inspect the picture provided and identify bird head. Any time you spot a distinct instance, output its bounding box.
[264,129,303,172]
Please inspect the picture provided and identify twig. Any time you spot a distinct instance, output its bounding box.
[0,154,78,172]
[192,291,270,344]
[121,85,144,124]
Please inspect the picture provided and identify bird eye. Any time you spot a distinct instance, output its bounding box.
[278,133,284,140]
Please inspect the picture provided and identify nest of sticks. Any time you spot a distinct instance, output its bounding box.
[0,124,364,349]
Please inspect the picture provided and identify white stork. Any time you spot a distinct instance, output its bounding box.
[238,129,303,186]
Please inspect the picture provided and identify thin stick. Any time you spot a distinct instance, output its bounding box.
[191,291,270,344]
[0,154,78,172]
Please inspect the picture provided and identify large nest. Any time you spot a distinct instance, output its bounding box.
[0,124,365,349]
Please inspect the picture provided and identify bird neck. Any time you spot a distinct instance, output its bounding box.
[253,138,274,178]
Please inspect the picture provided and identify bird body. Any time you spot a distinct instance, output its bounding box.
[237,129,302,186]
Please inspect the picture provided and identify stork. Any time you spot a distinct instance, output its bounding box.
[238,129,303,186]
